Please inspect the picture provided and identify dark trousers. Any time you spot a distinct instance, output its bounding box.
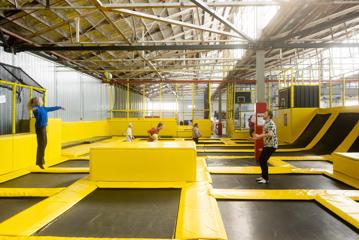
[259,147,276,180]
[36,127,47,166]
[193,137,199,144]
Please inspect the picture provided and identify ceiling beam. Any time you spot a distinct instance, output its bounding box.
[0,2,281,11]
[104,8,242,39]
[190,0,253,42]
[14,42,359,52]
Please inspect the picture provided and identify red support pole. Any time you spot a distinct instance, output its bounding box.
[255,102,267,162]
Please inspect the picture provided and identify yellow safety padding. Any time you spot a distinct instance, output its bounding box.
[231,129,251,140]
[316,194,359,229]
[0,188,64,197]
[333,152,359,180]
[0,134,37,176]
[176,126,192,138]
[276,155,328,161]
[206,156,254,159]
[275,108,317,144]
[95,181,188,188]
[0,169,30,184]
[61,137,120,158]
[211,189,312,200]
[30,168,89,173]
[198,149,253,153]
[0,135,13,175]
[268,158,294,168]
[335,122,359,152]
[0,179,96,236]
[197,157,211,183]
[208,166,294,174]
[90,142,197,182]
[61,120,110,144]
[197,144,253,147]
[192,119,212,138]
[312,190,359,198]
[109,118,178,137]
[13,134,36,170]
[324,172,359,189]
[176,182,227,240]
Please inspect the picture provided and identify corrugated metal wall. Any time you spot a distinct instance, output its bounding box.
[113,86,144,118]
[0,48,114,133]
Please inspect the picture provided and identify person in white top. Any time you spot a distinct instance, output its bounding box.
[126,123,135,142]
[192,123,201,144]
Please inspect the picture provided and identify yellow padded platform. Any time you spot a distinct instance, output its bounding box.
[333,152,359,180]
[90,141,197,182]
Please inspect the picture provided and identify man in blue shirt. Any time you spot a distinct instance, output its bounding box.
[28,97,64,169]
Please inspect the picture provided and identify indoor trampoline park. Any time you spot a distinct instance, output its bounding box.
[0,1,359,240]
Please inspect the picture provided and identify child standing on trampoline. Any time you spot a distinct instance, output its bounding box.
[27,97,64,169]
[126,123,135,142]
[252,110,278,184]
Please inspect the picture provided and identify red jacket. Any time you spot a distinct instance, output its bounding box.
[147,127,160,141]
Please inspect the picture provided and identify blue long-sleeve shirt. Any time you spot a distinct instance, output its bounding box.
[33,106,62,129]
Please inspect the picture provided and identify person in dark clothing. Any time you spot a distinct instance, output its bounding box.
[27,97,64,169]
[252,110,278,184]
[248,115,255,137]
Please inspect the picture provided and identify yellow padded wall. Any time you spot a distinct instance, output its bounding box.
[333,153,359,180]
[45,119,62,164]
[61,120,110,144]
[193,119,211,138]
[275,108,316,143]
[13,134,36,169]
[90,141,197,182]
[109,118,177,136]
[0,136,13,175]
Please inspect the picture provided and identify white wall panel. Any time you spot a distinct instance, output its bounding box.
[0,48,13,65]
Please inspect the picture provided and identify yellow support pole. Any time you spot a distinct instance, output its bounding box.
[342,75,346,107]
[12,84,16,134]
[268,82,271,109]
[290,85,294,108]
[231,83,235,120]
[109,85,113,119]
[142,84,146,118]
[318,78,321,108]
[329,77,333,108]
[175,84,178,121]
[29,87,33,119]
[159,83,162,118]
[283,70,287,87]
[329,60,333,108]
[191,83,194,121]
[278,73,281,90]
[43,90,47,106]
[208,83,211,120]
[126,82,130,119]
